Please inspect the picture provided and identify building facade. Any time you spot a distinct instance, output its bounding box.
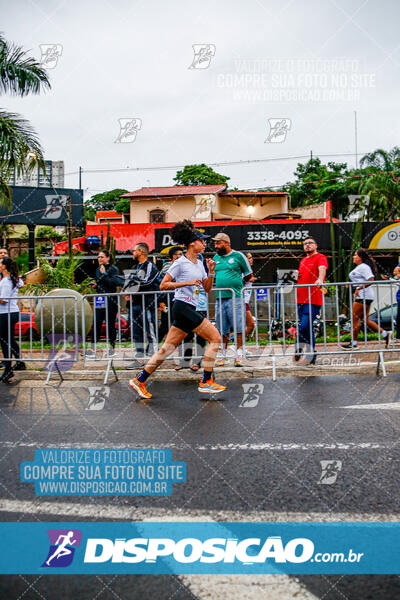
[120,185,289,224]
[8,160,65,188]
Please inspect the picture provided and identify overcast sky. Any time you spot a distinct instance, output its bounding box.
[3,0,400,200]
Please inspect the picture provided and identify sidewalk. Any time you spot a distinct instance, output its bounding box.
[13,342,400,381]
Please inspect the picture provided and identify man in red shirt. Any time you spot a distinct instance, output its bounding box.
[294,237,328,365]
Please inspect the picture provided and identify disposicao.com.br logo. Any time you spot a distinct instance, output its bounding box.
[83,536,362,565]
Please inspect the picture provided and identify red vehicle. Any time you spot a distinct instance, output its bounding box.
[15,312,130,341]
[15,312,39,340]
[99,314,130,340]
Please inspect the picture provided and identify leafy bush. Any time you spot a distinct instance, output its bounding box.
[21,255,93,295]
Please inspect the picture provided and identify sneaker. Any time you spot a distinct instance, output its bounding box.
[234,356,243,367]
[293,346,303,362]
[14,361,26,371]
[198,379,227,394]
[305,357,317,367]
[129,376,152,400]
[341,343,359,350]
[215,357,228,367]
[126,359,144,370]
[385,331,393,348]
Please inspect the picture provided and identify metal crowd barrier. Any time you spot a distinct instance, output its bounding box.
[239,280,400,379]
[80,289,237,383]
[3,282,398,385]
[0,295,79,384]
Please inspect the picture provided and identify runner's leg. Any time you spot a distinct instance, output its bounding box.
[193,319,221,374]
[352,302,364,341]
[143,326,187,375]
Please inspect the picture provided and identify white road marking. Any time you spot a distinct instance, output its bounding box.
[179,574,319,600]
[0,498,399,522]
[341,403,400,410]
[0,441,397,450]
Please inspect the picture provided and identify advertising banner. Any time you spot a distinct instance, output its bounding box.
[0,187,84,225]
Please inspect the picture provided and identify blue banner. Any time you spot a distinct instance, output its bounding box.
[0,522,399,574]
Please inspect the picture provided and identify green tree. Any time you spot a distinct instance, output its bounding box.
[284,158,354,217]
[0,33,50,206]
[36,225,65,239]
[173,163,230,186]
[359,147,400,220]
[84,188,128,221]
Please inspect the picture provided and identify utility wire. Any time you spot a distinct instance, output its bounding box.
[64,151,367,177]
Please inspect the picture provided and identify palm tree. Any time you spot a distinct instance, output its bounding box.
[359,147,400,220]
[0,33,50,206]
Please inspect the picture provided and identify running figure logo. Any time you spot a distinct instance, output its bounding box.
[86,386,110,410]
[265,118,291,143]
[42,195,68,220]
[240,383,264,408]
[39,44,63,69]
[318,460,342,485]
[44,334,79,373]
[42,529,82,567]
[189,44,216,69]
[115,118,142,143]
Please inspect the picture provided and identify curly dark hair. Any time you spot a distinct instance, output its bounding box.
[170,220,196,246]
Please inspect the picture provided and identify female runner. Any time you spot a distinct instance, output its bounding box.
[129,220,226,400]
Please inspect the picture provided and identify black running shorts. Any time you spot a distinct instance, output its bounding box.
[172,300,205,333]
[355,299,373,306]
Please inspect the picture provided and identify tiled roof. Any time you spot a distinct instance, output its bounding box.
[121,185,227,199]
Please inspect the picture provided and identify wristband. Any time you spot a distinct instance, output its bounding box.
[209,273,215,277]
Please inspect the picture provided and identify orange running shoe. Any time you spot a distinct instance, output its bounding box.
[198,379,227,394]
[129,377,152,400]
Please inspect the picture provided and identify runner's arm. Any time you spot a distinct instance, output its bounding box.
[160,273,201,290]
[202,259,215,293]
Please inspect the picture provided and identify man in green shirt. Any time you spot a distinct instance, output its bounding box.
[212,233,252,366]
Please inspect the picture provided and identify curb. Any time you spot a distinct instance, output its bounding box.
[13,361,400,382]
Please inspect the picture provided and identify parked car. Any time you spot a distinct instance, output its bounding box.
[15,312,39,340]
[369,303,397,330]
[15,312,131,342]
[95,314,130,341]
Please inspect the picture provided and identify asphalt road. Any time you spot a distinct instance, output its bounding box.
[1,373,400,599]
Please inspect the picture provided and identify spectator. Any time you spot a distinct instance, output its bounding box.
[0,248,8,280]
[212,233,252,367]
[381,265,400,342]
[125,243,161,369]
[342,248,390,350]
[294,237,328,365]
[393,266,400,342]
[87,250,122,358]
[160,246,185,276]
[0,257,25,382]
[243,252,257,343]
